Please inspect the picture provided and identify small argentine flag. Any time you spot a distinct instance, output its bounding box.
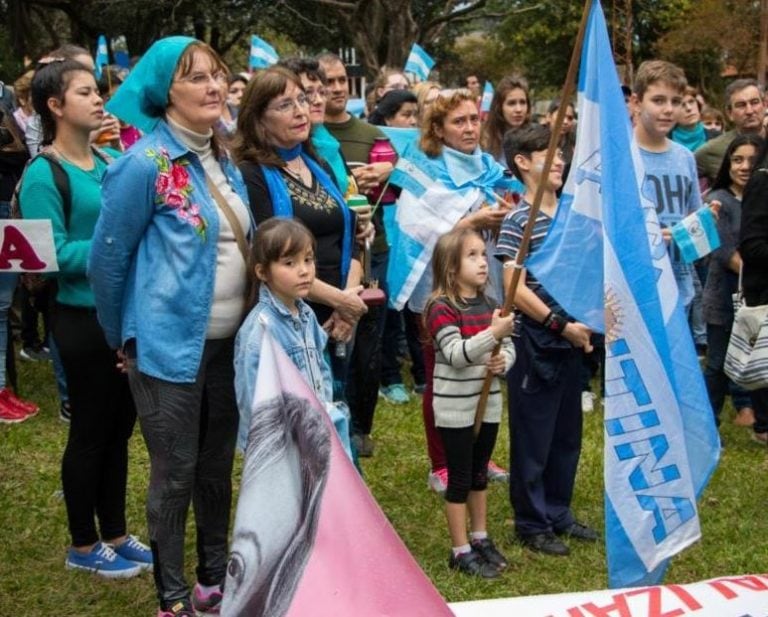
[249,35,279,70]
[670,207,720,263]
[404,43,435,82]
[480,81,494,112]
[94,35,109,80]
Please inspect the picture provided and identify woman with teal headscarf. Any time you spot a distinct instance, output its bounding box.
[89,36,252,617]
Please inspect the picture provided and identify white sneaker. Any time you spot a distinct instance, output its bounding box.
[581,391,595,413]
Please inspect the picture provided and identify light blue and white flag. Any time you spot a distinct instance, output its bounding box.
[404,43,435,82]
[480,81,494,113]
[526,1,719,589]
[94,35,109,80]
[383,131,481,310]
[670,207,720,263]
[249,35,279,70]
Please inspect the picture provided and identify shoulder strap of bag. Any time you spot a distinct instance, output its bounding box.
[205,173,248,264]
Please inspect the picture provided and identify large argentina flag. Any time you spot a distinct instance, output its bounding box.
[526,1,719,588]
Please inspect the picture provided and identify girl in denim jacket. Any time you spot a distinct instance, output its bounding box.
[234,218,351,456]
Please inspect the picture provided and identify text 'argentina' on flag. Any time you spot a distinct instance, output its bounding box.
[525,0,719,589]
[404,43,435,82]
[249,35,279,70]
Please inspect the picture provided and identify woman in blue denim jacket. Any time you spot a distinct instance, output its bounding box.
[88,37,252,617]
[234,218,351,458]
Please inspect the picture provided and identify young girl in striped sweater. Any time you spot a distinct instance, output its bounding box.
[425,227,516,578]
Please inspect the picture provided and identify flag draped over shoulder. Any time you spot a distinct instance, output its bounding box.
[526,1,719,589]
[249,35,279,70]
[222,331,453,617]
[404,43,435,82]
[378,126,486,311]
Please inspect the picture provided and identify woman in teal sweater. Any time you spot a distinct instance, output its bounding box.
[19,59,150,578]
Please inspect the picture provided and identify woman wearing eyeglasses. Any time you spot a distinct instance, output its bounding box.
[88,37,251,617]
[234,66,367,367]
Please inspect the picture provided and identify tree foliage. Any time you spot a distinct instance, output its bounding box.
[656,0,760,100]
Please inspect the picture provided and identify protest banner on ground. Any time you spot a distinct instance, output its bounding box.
[449,574,768,616]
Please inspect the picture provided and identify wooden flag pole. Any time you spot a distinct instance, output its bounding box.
[473,0,594,437]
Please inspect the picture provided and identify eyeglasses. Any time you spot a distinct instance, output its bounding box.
[177,71,228,88]
[268,94,309,114]
[304,88,327,102]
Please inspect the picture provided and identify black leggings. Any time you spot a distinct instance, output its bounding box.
[439,423,498,504]
[54,305,136,547]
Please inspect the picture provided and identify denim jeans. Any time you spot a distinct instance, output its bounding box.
[0,202,18,390]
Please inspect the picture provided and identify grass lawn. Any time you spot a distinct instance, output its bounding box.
[1,356,766,616]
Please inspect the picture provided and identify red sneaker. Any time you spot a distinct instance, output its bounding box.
[0,388,39,417]
[0,397,29,424]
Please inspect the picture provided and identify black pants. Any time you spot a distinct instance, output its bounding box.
[704,323,768,430]
[20,283,51,348]
[347,303,383,436]
[54,304,136,547]
[439,423,498,503]
[508,338,582,536]
[128,338,238,608]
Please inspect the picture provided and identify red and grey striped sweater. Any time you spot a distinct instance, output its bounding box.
[427,295,515,428]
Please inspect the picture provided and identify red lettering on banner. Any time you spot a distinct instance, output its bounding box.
[566,609,587,617]
[709,575,768,600]
[581,595,632,617]
[666,585,703,610]
[626,587,684,617]
[0,226,46,270]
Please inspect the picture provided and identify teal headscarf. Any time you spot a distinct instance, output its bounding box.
[106,36,197,134]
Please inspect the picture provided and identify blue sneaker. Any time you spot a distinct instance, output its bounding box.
[379,383,410,404]
[65,542,143,579]
[112,534,153,571]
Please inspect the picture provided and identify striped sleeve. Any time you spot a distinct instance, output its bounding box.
[495,209,526,261]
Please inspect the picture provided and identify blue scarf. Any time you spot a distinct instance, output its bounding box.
[261,147,354,286]
[671,123,707,152]
[311,124,349,195]
[435,146,509,202]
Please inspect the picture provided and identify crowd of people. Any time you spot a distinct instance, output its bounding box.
[0,34,767,616]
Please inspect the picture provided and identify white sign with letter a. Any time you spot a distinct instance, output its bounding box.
[0,220,58,273]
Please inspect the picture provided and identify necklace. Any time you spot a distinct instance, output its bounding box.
[50,145,104,183]
[283,157,311,185]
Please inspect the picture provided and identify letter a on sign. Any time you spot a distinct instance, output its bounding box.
[0,221,58,272]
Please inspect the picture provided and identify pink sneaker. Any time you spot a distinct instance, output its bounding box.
[192,582,223,615]
[0,388,39,417]
[428,467,448,494]
[0,396,29,424]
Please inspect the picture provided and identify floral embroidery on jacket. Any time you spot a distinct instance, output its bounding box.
[146,147,207,238]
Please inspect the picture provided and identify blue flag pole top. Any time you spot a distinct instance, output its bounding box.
[249,35,279,70]
[525,0,720,588]
[94,35,109,80]
[404,43,435,82]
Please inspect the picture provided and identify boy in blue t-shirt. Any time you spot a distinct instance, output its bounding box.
[631,60,703,311]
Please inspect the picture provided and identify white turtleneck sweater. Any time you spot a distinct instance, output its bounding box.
[167,117,250,339]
